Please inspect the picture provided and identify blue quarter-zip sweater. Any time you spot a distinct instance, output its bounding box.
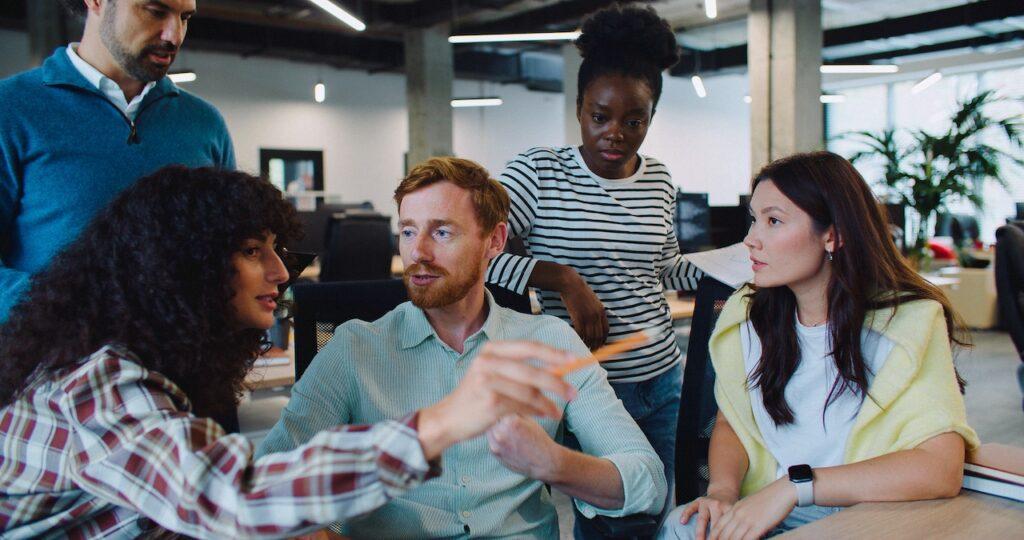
[0,48,235,320]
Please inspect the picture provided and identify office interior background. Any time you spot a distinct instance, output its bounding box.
[2,0,1021,244]
[2,1,1024,534]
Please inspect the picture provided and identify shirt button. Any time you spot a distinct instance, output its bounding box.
[461,510,471,519]
[460,475,470,485]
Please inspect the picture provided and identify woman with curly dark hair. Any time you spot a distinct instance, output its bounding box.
[484,5,702,535]
[0,166,579,538]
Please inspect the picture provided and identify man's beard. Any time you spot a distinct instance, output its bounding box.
[403,261,483,309]
[100,11,176,83]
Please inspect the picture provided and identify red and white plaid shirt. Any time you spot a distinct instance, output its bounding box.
[0,345,439,539]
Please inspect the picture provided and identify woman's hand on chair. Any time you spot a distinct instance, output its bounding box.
[679,487,737,540]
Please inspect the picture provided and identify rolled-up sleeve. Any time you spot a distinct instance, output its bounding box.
[563,360,666,517]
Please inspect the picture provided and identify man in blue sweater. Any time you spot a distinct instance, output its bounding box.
[0,0,234,321]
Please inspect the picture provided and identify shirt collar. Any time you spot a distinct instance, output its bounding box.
[66,44,158,103]
[399,288,504,350]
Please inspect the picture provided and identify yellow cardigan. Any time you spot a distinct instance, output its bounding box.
[709,288,980,497]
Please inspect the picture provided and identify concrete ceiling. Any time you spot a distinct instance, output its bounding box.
[2,1,1021,89]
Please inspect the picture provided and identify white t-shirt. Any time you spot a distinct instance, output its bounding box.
[741,317,894,478]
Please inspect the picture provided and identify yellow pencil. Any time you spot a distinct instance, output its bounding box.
[551,330,652,377]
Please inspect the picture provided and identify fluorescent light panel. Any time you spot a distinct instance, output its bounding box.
[314,83,326,103]
[168,71,196,83]
[911,72,943,94]
[705,0,718,19]
[820,64,899,74]
[306,0,365,32]
[691,75,707,98]
[449,31,580,44]
[451,98,503,108]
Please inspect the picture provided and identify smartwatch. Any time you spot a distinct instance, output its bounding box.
[788,464,814,507]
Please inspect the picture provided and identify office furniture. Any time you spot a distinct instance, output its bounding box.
[675,191,711,254]
[937,267,999,329]
[779,490,1023,538]
[884,203,908,252]
[936,212,981,247]
[291,202,375,256]
[319,212,393,282]
[292,280,531,380]
[675,276,736,504]
[709,204,752,248]
[995,224,1024,359]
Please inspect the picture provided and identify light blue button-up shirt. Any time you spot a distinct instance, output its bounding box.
[257,291,666,538]
[66,44,156,120]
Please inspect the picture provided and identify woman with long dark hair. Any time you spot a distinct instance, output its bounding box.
[0,166,578,538]
[659,151,978,539]
[485,6,702,534]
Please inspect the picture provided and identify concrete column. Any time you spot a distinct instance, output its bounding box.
[404,24,453,170]
[27,1,82,66]
[748,0,822,172]
[562,44,583,147]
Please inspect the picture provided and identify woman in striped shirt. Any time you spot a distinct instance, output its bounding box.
[485,5,703,537]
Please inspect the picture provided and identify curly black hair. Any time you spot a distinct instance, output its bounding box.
[0,166,301,418]
[58,0,88,18]
[575,4,680,113]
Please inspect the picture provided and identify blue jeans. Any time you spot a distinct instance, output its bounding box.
[568,362,682,539]
[657,502,842,539]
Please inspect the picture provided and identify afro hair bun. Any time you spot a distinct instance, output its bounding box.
[575,4,680,72]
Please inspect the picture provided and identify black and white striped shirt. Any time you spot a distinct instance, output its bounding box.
[486,146,702,383]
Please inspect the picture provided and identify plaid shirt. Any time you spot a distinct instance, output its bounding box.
[0,345,439,539]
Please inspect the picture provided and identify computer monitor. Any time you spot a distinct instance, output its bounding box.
[1016,202,1024,220]
[709,205,749,248]
[290,202,376,255]
[674,191,711,254]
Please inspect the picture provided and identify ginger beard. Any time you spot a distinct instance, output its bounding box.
[403,245,486,309]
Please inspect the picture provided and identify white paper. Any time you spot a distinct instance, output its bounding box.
[254,356,290,367]
[682,243,753,289]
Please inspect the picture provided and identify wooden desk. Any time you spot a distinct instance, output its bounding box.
[779,491,1024,539]
[245,347,295,390]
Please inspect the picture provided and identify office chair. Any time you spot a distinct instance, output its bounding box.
[319,213,394,282]
[994,225,1024,411]
[292,280,531,380]
[586,276,738,540]
[935,213,981,248]
[675,276,738,504]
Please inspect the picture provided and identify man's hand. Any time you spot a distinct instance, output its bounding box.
[486,415,560,481]
[561,271,608,350]
[709,478,796,540]
[417,341,577,460]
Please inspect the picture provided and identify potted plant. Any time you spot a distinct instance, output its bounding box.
[845,90,1023,262]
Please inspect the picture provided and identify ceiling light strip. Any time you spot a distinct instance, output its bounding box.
[306,0,366,32]
[449,31,581,44]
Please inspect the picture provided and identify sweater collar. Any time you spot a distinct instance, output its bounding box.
[41,46,180,102]
[711,287,944,418]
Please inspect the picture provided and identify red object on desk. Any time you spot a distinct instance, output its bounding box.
[928,240,957,260]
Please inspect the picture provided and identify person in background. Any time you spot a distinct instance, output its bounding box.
[257,157,666,538]
[659,151,979,539]
[0,0,234,321]
[0,166,578,538]
[485,5,703,536]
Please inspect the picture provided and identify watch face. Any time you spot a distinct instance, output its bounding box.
[789,464,813,483]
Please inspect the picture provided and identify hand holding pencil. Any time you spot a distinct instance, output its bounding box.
[550,330,652,377]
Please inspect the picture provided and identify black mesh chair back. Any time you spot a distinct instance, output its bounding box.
[319,213,393,282]
[995,224,1024,359]
[292,280,532,380]
[675,276,737,504]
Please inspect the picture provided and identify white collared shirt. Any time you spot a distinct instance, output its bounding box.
[66,43,157,120]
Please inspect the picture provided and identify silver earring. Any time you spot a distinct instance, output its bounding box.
[826,250,833,262]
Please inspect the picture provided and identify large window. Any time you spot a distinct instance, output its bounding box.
[827,64,1024,243]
